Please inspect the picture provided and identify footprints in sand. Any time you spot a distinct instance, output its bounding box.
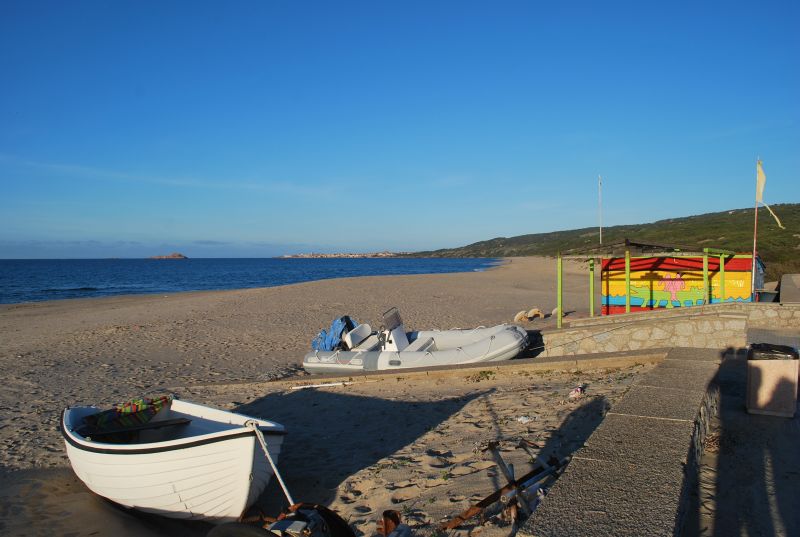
[306,366,649,536]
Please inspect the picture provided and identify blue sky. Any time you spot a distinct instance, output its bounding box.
[1,1,798,258]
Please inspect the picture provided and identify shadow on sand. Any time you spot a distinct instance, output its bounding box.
[234,387,489,514]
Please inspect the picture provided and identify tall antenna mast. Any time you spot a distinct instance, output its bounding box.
[598,174,603,245]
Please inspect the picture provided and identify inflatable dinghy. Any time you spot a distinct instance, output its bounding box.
[303,308,528,374]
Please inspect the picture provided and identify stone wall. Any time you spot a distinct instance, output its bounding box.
[540,312,747,357]
[744,302,800,327]
[540,302,798,358]
[567,302,800,329]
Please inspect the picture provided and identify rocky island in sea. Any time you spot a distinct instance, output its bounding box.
[149,252,188,259]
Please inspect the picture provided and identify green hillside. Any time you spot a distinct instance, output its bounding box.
[413,203,799,280]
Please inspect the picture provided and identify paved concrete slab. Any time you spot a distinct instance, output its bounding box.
[635,365,717,393]
[714,356,747,393]
[610,385,708,421]
[659,359,722,372]
[575,413,695,465]
[665,347,722,362]
[524,457,685,537]
[747,328,800,348]
[779,273,800,303]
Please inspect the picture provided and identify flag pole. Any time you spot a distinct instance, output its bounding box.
[751,158,759,301]
[598,174,603,245]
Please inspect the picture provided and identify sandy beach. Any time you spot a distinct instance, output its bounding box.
[0,256,636,536]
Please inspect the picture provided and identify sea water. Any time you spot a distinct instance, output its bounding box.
[0,257,500,304]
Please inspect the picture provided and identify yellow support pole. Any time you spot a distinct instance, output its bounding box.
[557,253,563,328]
[624,250,631,313]
[719,254,726,303]
[589,258,595,317]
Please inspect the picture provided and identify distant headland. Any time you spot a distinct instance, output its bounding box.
[279,251,408,259]
[149,252,188,259]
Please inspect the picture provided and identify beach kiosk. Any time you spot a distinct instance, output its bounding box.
[600,248,765,315]
[554,240,765,326]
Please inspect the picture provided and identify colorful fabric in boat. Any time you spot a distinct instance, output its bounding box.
[83,395,173,432]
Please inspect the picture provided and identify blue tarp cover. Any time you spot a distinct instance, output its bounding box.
[311,316,358,351]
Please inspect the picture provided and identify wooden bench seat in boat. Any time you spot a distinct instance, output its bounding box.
[77,417,192,439]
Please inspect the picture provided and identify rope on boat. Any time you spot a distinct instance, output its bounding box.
[245,420,295,506]
[454,333,496,362]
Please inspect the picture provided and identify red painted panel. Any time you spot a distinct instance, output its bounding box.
[601,256,752,272]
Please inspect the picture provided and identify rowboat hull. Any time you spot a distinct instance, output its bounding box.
[62,399,285,523]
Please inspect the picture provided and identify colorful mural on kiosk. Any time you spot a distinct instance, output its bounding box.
[601,255,764,315]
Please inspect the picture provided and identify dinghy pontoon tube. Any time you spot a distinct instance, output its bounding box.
[303,308,529,374]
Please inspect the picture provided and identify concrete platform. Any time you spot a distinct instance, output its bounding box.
[523,457,685,537]
[747,327,800,349]
[522,347,720,537]
[524,331,800,536]
[663,347,723,362]
[634,365,718,393]
[575,413,695,465]
[609,385,707,422]
[684,354,800,536]
[778,273,800,303]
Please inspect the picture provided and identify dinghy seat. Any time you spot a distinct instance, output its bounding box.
[352,333,381,351]
[343,323,372,350]
[404,336,436,352]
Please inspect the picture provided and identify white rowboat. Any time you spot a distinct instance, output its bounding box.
[62,398,286,524]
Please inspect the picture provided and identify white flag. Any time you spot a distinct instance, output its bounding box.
[756,160,785,229]
[756,160,766,202]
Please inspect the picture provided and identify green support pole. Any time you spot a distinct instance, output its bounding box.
[589,258,595,317]
[624,250,631,313]
[719,254,725,304]
[702,252,709,305]
[557,253,563,328]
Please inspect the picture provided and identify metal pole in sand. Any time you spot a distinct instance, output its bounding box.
[751,158,760,301]
[557,253,563,329]
[598,175,603,245]
[589,258,595,317]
